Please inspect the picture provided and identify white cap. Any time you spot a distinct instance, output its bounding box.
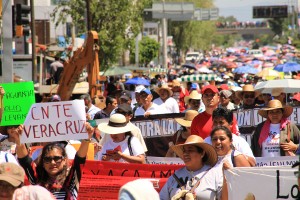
[135,85,146,93]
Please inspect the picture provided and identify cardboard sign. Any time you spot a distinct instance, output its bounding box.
[1,81,35,125]
[21,100,87,143]
[225,167,299,199]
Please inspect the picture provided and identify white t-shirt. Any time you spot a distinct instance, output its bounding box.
[159,165,223,200]
[97,135,144,162]
[99,122,148,152]
[0,151,19,165]
[205,134,255,159]
[215,150,243,168]
[134,103,166,116]
[88,104,101,120]
[262,123,281,157]
[153,97,179,113]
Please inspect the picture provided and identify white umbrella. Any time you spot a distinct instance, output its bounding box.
[254,79,300,93]
[198,67,212,73]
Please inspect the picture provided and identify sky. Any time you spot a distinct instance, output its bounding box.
[214,0,299,21]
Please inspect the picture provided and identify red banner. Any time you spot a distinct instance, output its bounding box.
[78,160,183,199]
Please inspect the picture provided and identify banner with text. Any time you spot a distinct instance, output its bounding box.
[225,167,299,199]
[0,82,35,125]
[21,100,87,143]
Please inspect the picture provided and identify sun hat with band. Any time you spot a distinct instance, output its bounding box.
[0,163,25,187]
[258,99,293,119]
[236,84,259,100]
[175,110,199,128]
[97,114,133,134]
[171,135,218,167]
[184,90,202,104]
[155,84,173,96]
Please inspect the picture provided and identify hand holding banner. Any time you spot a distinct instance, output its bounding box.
[21,100,88,143]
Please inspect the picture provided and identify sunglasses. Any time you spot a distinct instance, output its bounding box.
[243,94,255,99]
[43,156,64,164]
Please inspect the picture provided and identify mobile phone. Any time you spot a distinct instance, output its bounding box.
[87,120,97,127]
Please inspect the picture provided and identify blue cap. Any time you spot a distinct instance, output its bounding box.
[140,88,151,95]
[191,83,198,90]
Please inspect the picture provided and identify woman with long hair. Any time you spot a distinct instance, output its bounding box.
[10,123,94,200]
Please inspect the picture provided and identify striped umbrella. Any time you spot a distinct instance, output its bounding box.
[149,68,168,73]
[180,74,217,82]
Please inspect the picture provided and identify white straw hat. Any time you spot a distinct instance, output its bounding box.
[97,114,133,134]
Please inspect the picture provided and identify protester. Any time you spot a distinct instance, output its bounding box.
[271,88,287,106]
[94,96,118,119]
[191,85,239,139]
[119,90,132,105]
[165,110,199,157]
[236,84,258,109]
[132,85,145,115]
[50,94,61,102]
[204,108,256,166]
[219,90,235,110]
[291,92,300,106]
[106,76,117,96]
[153,84,179,113]
[80,94,101,120]
[12,185,56,200]
[99,104,147,153]
[171,79,189,112]
[49,56,64,84]
[97,114,145,163]
[118,179,159,200]
[184,90,205,113]
[159,135,225,200]
[211,126,251,167]
[251,100,300,157]
[261,93,272,106]
[11,123,94,199]
[0,163,24,200]
[134,88,164,117]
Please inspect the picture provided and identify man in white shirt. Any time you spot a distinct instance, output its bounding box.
[204,108,256,166]
[80,94,101,119]
[153,84,179,113]
[135,88,165,116]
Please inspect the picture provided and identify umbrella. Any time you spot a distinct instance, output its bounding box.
[103,66,132,76]
[180,74,217,82]
[125,77,150,86]
[256,68,280,78]
[274,62,300,72]
[233,65,259,74]
[254,79,300,93]
[182,63,196,69]
[198,67,212,73]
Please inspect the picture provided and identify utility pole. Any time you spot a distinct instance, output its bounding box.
[30,0,37,82]
[1,0,13,83]
[162,1,168,68]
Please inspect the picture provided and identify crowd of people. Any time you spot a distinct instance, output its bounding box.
[1,45,300,199]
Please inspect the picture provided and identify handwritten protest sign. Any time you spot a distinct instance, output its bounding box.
[21,100,87,143]
[0,81,35,126]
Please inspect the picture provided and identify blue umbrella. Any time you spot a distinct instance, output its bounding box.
[274,62,300,72]
[233,65,259,74]
[125,77,150,86]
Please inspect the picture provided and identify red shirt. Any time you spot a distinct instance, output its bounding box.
[191,111,239,139]
[172,88,189,112]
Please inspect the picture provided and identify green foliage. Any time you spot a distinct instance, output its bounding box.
[217,16,237,23]
[50,0,151,69]
[139,36,160,65]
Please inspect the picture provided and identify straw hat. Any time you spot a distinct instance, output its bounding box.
[258,99,293,119]
[172,79,181,87]
[171,135,218,167]
[175,110,199,127]
[155,84,173,96]
[97,114,133,134]
[184,90,202,104]
[236,84,259,100]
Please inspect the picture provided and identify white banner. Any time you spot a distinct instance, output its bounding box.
[147,156,298,167]
[225,167,299,200]
[21,100,87,143]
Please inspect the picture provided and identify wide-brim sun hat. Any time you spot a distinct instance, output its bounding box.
[97,114,133,134]
[155,84,173,97]
[171,135,218,167]
[184,90,202,104]
[175,110,199,127]
[236,84,259,100]
[258,99,293,119]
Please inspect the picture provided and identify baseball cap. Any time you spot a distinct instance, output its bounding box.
[0,163,25,187]
[292,93,300,101]
[50,94,61,102]
[117,103,133,114]
[135,85,146,93]
[140,88,151,95]
[120,90,131,100]
[220,90,233,98]
[201,85,219,94]
[191,83,198,90]
[219,84,229,91]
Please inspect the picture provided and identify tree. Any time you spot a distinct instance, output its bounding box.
[139,36,160,66]
[50,0,151,69]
